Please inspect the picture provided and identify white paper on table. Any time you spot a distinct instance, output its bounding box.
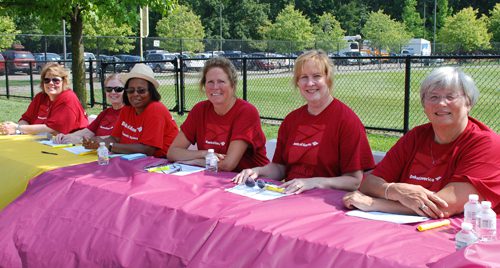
[39,140,74,148]
[149,163,205,176]
[346,210,429,224]
[63,145,94,155]
[225,184,290,201]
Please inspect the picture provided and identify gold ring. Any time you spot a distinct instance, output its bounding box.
[419,204,427,210]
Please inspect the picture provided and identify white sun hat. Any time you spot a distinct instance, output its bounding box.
[121,63,160,89]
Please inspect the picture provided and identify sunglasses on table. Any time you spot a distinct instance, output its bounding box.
[125,88,148,95]
[43,77,63,84]
[104,87,125,93]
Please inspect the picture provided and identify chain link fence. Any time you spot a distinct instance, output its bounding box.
[1,55,499,134]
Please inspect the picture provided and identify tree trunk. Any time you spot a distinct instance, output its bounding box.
[70,6,87,109]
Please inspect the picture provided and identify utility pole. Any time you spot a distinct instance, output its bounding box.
[433,0,437,53]
[219,3,223,51]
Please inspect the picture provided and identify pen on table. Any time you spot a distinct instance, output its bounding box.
[417,219,451,232]
[41,151,58,155]
[264,184,286,194]
[51,143,75,148]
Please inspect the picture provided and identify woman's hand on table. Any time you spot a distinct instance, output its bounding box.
[232,168,259,184]
[82,137,101,149]
[388,183,448,218]
[280,178,323,194]
[343,191,375,211]
[0,121,16,135]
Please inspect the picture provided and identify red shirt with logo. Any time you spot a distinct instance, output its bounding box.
[373,117,500,212]
[273,99,375,181]
[20,90,88,134]
[87,107,122,136]
[111,101,178,158]
[181,99,269,171]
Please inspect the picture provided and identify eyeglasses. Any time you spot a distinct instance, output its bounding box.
[125,87,148,95]
[425,94,464,104]
[105,87,124,93]
[43,77,63,84]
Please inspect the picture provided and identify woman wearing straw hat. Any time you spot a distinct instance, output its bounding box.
[83,64,178,157]
[167,57,269,171]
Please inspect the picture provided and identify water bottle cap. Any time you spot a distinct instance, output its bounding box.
[208,149,214,153]
[99,142,105,146]
[481,201,492,208]
[468,194,479,201]
[461,222,473,230]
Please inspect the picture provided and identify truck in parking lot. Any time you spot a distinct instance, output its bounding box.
[401,38,431,57]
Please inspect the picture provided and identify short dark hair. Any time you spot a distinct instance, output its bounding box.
[123,79,161,106]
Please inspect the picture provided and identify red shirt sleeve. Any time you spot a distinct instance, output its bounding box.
[20,93,46,124]
[180,102,203,145]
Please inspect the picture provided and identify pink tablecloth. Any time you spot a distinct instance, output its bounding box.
[0,157,498,267]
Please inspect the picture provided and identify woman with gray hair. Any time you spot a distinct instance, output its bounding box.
[343,67,500,218]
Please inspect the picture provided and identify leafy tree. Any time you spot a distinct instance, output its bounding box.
[362,10,411,52]
[313,13,346,53]
[0,15,19,50]
[83,15,135,55]
[489,4,500,42]
[335,1,369,36]
[259,4,314,53]
[438,7,491,53]
[0,0,173,108]
[156,5,205,52]
[402,0,424,37]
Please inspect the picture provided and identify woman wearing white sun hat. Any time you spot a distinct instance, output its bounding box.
[83,64,178,158]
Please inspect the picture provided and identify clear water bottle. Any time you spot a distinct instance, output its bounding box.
[478,201,497,242]
[455,222,478,251]
[97,142,109,166]
[205,149,218,173]
[464,194,481,232]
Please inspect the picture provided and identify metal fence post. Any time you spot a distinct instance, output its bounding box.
[176,59,184,115]
[242,58,247,101]
[89,58,95,107]
[403,56,412,133]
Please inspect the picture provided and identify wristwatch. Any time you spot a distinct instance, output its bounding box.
[108,142,114,152]
[15,124,23,135]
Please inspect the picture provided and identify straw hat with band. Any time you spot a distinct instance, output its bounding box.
[120,63,160,90]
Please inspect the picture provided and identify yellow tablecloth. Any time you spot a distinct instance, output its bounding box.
[0,135,97,209]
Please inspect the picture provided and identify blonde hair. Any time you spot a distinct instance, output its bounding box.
[293,49,334,92]
[39,63,69,91]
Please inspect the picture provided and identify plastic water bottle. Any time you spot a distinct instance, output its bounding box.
[464,194,481,232]
[478,201,497,242]
[455,222,478,251]
[97,142,109,165]
[205,149,218,173]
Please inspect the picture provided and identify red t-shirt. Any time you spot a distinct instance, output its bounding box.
[20,90,88,134]
[111,101,178,158]
[87,107,122,136]
[373,117,500,212]
[273,99,375,181]
[181,99,269,171]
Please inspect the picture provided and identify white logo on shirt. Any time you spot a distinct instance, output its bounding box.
[205,140,225,146]
[409,175,442,183]
[137,127,143,132]
[292,141,319,147]
[121,121,138,133]
[100,126,113,130]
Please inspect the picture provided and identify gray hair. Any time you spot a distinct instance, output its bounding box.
[420,67,479,107]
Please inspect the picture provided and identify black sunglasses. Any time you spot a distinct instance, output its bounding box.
[43,77,63,84]
[125,88,148,95]
[105,87,125,93]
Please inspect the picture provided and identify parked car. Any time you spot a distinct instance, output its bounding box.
[342,52,371,65]
[2,49,36,74]
[65,52,97,72]
[223,51,245,70]
[177,54,205,72]
[33,53,62,73]
[115,55,142,72]
[145,53,175,73]
[247,52,276,71]
[0,54,5,75]
[97,55,124,73]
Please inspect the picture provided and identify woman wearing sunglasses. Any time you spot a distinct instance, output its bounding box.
[0,63,87,135]
[53,73,124,144]
[83,64,178,158]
